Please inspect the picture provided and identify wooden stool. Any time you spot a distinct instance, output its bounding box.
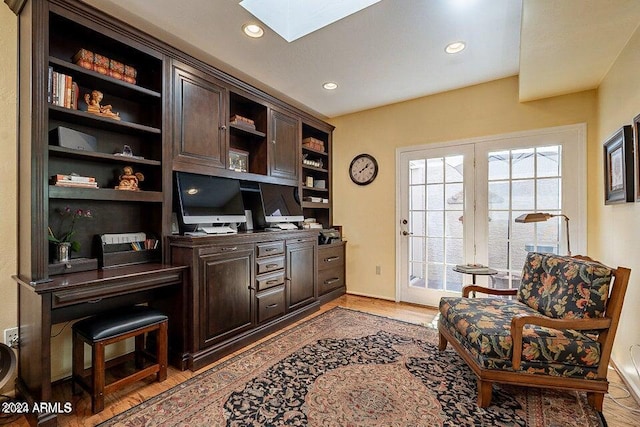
[72,306,168,413]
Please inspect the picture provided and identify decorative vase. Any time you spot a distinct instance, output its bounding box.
[55,242,72,263]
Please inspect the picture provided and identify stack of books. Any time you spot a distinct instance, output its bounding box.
[454,264,492,273]
[48,67,79,109]
[52,174,98,189]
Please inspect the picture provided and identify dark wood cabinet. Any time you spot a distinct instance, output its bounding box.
[169,230,320,370]
[317,241,346,303]
[172,62,228,173]
[198,245,254,347]
[269,109,300,181]
[286,237,316,311]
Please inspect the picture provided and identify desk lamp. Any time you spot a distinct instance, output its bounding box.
[515,212,571,256]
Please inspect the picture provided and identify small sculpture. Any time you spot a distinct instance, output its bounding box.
[84,90,121,120]
[115,166,144,191]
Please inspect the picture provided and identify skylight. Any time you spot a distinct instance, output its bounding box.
[239,0,382,42]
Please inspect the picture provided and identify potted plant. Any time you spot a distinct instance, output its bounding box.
[48,206,92,262]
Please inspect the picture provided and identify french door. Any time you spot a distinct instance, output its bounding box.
[397,125,586,306]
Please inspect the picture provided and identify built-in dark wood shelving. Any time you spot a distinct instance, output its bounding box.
[302,201,330,209]
[302,186,329,192]
[302,164,329,173]
[302,146,328,157]
[49,105,161,134]
[48,185,163,202]
[49,145,162,166]
[49,56,162,99]
[229,123,266,138]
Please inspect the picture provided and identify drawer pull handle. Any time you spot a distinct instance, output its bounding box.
[266,279,280,285]
[324,278,340,285]
[87,298,103,304]
[324,256,340,262]
[266,303,278,309]
[221,246,238,251]
[265,248,278,252]
[265,263,280,269]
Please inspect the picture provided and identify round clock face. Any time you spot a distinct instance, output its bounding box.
[349,154,379,185]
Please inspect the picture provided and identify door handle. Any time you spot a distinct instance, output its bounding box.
[402,231,413,236]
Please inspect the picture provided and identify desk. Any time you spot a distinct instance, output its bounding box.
[12,263,188,427]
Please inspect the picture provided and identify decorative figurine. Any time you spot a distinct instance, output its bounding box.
[115,166,144,191]
[84,90,121,120]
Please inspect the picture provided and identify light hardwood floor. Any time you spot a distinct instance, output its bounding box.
[7,294,640,426]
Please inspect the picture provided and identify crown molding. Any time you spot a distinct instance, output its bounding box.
[4,0,27,15]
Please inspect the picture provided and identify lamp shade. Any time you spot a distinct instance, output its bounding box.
[515,213,554,223]
[514,212,571,256]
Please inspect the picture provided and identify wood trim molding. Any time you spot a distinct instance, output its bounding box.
[4,0,27,15]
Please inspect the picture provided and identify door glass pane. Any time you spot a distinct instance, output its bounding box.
[408,154,466,293]
[488,151,509,180]
[512,148,534,179]
[487,145,563,290]
[410,159,425,184]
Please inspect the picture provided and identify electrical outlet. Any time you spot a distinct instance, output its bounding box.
[3,327,19,347]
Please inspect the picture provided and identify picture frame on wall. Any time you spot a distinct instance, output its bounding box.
[603,125,634,205]
[634,113,640,201]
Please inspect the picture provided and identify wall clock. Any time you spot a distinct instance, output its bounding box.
[349,153,379,185]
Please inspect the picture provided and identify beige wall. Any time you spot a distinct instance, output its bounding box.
[0,6,18,393]
[330,76,598,300]
[594,25,640,398]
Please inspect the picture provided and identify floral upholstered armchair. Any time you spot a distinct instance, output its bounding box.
[438,252,631,411]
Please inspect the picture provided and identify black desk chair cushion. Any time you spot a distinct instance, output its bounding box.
[73,306,168,341]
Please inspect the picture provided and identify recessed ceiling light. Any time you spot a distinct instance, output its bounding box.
[242,23,264,38]
[445,41,466,54]
[323,82,338,90]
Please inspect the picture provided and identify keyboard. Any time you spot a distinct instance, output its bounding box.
[200,226,237,234]
[274,223,298,230]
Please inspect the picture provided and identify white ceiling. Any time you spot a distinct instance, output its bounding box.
[83,0,640,118]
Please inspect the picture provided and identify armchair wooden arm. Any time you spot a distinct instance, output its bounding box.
[462,285,517,298]
[510,314,612,370]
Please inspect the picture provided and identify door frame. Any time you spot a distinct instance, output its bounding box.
[395,123,587,303]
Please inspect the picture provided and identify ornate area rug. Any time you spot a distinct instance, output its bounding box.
[100,307,605,426]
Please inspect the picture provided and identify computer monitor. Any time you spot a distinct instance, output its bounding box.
[260,183,304,224]
[175,172,246,226]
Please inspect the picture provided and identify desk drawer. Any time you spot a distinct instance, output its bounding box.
[256,241,284,258]
[257,286,285,323]
[256,270,285,292]
[51,270,183,309]
[256,256,285,274]
[318,245,345,270]
[318,268,345,295]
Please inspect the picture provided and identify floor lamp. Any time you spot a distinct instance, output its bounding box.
[514,212,571,256]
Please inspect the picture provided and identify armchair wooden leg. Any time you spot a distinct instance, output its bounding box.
[438,331,448,351]
[477,379,492,408]
[587,392,604,412]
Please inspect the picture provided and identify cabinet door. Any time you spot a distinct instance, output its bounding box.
[286,240,316,310]
[199,248,254,348]
[173,63,228,172]
[269,109,300,181]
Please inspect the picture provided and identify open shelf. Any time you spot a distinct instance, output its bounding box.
[302,146,328,157]
[302,164,328,173]
[302,201,330,209]
[49,105,161,135]
[229,123,266,138]
[49,146,161,166]
[49,56,162,99]
[49,185,163,202]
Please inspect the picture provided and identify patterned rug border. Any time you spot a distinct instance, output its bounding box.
[98,306,607,427]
